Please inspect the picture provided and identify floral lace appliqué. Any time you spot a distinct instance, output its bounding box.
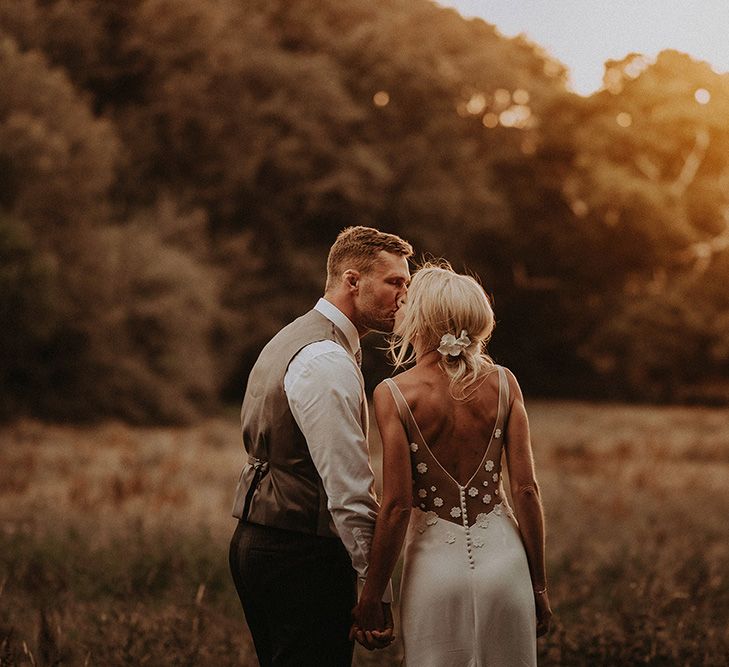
[416,462,428,474]
[410,443,419,452]
[492,472,499,482]
[482,494,491,504]
[475,513,490,529]
[472,536,485,548]
[484,460,494,472]
[433,497,444,507]
[494,428,502,439]
[468,487,479,497]
[450,507,462,518]
[416,510,439,533]
[446,533,456,544]
[495,501,513,518]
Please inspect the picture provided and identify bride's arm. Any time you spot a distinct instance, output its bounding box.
[354,381,413,631]
[503,368,552,635]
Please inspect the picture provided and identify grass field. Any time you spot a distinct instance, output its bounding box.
[1,401,728,666]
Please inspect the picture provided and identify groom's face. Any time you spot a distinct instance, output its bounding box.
[355,251,410,334]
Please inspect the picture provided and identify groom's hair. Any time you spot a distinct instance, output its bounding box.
[325,226,413,291]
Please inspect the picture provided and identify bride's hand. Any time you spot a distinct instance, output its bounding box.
[534,589,553,637]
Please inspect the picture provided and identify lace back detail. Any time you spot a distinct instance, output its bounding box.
[383,366,511,529]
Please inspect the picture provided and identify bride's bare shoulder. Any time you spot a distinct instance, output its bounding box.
[382,367,435,402]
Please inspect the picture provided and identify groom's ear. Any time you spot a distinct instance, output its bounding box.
[343,269,360,293]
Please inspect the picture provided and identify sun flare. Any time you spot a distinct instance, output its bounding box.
[438,0,729,96]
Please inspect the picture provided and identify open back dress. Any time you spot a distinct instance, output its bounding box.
[383,365,536,667]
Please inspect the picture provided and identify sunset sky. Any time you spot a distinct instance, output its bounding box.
[437,0,729,95]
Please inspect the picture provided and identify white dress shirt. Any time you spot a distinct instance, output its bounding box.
[284,298,392,602]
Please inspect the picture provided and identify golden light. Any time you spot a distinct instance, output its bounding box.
[438,1,729,96]
[604,67,624,95]
[623,55,650,79]
[542,60,562,78]
[499,110,516,128]
[616,112,632,128]
[493,88,511,109]
[513,89,530,105]
[499,105,532,129]
[694,88,711,104]
[570,199,589,218]
[373,91,390,107]
[482,113,499,128]
[466,93,487,115]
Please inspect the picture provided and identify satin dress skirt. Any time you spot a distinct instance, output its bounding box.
[399,506,537,667]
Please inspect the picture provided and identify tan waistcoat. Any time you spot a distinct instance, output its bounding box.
[231,309,359,537]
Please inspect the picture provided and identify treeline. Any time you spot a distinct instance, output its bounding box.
[1,0,728,422]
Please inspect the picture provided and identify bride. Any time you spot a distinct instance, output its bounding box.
[351,263,552,665]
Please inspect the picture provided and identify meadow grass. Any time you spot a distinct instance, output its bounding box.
[1,401,728,666]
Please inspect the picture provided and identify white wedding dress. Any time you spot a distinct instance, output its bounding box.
[384,367,537,667]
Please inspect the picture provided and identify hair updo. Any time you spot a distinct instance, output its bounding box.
[388,262,495,398]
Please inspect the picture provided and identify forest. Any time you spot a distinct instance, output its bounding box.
[2,0,729,422]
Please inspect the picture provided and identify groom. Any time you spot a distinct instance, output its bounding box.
[229,226,412,666]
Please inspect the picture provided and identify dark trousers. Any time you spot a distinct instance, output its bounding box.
[229,521,357,667]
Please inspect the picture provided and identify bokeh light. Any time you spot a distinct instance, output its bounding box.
[373,90,390,107]
[616,112,632,127]
[466,93,487,114]
[499,105,532,129]
[513,88,530,105]
[570,199,589,217]
[482,112,499,128]
[694,88,711,104]
[493,88,511,109]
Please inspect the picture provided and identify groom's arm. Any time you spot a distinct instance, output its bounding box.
[285,342,393,603]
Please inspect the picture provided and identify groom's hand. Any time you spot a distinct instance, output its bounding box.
[350,602,395,650]
[369,602,394,648]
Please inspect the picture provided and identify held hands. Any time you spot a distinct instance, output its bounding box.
[534,589,553,637]
[349,599,394,651]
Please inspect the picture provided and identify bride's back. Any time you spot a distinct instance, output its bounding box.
[393,364,501,486]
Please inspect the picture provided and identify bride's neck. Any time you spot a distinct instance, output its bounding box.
[415,348,440,366]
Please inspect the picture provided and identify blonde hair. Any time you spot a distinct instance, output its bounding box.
[325,226,413,291]
[389,262,495,399]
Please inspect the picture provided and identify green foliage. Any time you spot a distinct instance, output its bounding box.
[493,50,729,397]
[0,0,728,419]
[73,214,222,423]
[0,33,119,228]
[0,523,249,667]
[0,213,59,417]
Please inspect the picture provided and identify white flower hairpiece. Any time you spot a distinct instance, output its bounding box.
[437,330,471,357]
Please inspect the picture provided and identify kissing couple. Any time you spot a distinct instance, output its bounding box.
[230,226,551,666]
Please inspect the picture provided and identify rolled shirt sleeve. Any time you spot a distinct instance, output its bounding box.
[285,341,392,603]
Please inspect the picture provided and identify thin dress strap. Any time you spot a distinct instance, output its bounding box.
[384,371,504,484]
[496,365,508,433]
[382,378,414,441]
